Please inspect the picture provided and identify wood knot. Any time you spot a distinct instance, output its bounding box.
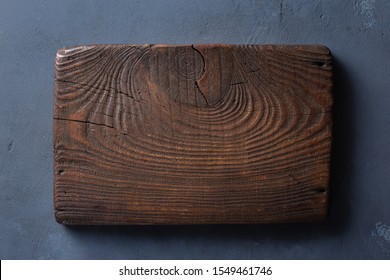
[140,45,233,107]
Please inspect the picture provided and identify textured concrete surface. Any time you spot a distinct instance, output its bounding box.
[1,0,390,259]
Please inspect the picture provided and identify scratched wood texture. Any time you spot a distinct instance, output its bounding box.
[54,44,333,225]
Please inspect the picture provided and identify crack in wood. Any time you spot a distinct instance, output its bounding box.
[54,117,115,129]
[191,45,209,106]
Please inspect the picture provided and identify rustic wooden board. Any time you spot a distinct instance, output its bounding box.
[54,44,333,225]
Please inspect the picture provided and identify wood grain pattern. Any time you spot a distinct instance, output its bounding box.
[54,44,333,225]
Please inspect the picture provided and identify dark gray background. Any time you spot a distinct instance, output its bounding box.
[1,0,390,259]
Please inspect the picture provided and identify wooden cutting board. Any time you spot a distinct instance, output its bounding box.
[54,44,333,225]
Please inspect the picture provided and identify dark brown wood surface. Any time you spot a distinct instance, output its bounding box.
[54,44,333,225]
